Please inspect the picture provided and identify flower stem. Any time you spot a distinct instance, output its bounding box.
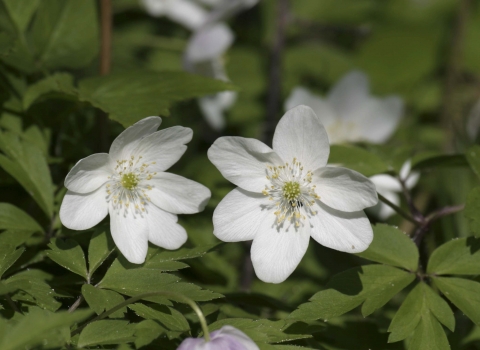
[377,193,418,224]
[70,291,210,342]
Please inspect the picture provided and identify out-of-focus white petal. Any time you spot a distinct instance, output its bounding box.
[309,202,373,253]
[208,136,283,192]
[199,91,237,131]
[64,153,112,193]
[109,208,149,264]
[109,116,161,162]
[141,0,208,30]
[314,167,378,212]
[399,159,412,180]
[211,326,260,350]
[147,204,187,250]
[370,174,402,193]
[60,188,109,230]
[132,126,193,172]
[149,172,211,214]
[251,217,310,283]
[405,171,420,190]
[285,87,337,127]
[368,189,399,220]
[185,23,234,63]
[213,187,270,242]
[273,105,330,171]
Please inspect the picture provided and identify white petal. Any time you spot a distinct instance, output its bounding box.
[399,159,412,180]
[353,96,404,144]
[370,174,402,192]
[165,0,208,30]
[368,190,399,220]
[309,202,373,253]
[185,23,234,63]
[133,126,193,172]
[285,87,337,127]
[405,171,420,190]
[251,217,310,283]
[327,70,370,120]
[109,116,161,162]
[214,326,259,350]
[213,188,270,242]
[147,204,187,250]
[60,188,108,231]
[273,105,330,171]
[64,153,112,193]
[199,91,237,131]
[314,167,378,212]
[109,208,149,264]
[208,136,283,192]
[148,172,211,214]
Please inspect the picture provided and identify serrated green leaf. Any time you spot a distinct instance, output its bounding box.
[0,244,24,278]
[77,320,136,347]
[356,224,418,271]
[88,229,115,277]
[23,72,77,110]
[31,0,99,69]
[77,71,237,127]
[0,307,92,350]
[128,303,189,331]
[465,187,480,236]
[0,203,42,232]
[328,144,388,177]
[289,265,415,321]
[427,237,480,275]
[433,277,480,327]
[82,284,126,318]
[2,0,39,32]
[46,238,87,279]
[388,282,454,343]
[407,310,450,350]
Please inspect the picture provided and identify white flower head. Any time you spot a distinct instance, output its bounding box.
[177,325,259,350]
[369,160,419,220]
[285,70,404,144]
[60,117,211,264]
[208,105,378,283]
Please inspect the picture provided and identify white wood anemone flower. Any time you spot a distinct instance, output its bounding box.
[177,325,259,350]
[59,117,211,264]
[208,105,378,283]
[285,71,404,144]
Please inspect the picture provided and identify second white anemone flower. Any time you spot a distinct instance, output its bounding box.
[60,117,211,264]
[208,105,378,283]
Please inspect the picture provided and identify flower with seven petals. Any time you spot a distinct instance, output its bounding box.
[60,117,211,264]
[177,325,259,350]
[208,105,378,283]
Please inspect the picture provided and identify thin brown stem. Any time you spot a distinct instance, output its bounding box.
[68,295,84,313]
[425,204,465,223]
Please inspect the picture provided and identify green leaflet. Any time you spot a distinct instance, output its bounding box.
[82,284,126,318]
[87,229,115,278]
[46,238,88,279]
[356,224,419,271]
[289,265,415,321]
[427,236,480,275]
[0,202,42,231]
[77,320,136,347]
[128,303,190,332]
[0,244,24,278]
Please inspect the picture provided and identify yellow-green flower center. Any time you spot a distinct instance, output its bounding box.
[283,181,301,202]
[121,172,139,190]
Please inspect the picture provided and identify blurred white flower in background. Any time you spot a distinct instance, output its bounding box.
[60,117,211,264]
[369,160,419,220]
[141,0,259,131]
[285,70,404,144]
[208,105,378,283]
[177,325,259,350]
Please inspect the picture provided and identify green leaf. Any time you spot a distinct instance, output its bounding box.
[388,282,454,343]
[145,243,221,267]
[0,131,54,217]
[466,145,480,180]
[465,187,480,236]
[82,284,126,318]
[77,320,136,347]
[0,203,42,231]
[0,230,34,247]
[77,71,237,127]
[2,0,39,32]
[46,238,87,279]
[427,237,480,275]
[88,229,115,277]
[328,144,388,177]
[0,307,92,350]
[22,72,77,110]
[0,244,24,278]
[433,277,480,327]
[408,310,450,350]
[356,224,418,271]
[289,265,415,321]
[31,0,99,69]
[128,303,189,331]
[412,154,468,170]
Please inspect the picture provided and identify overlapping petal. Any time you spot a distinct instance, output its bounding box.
[251,217,310,283]
[147,204,187,250]
[59,187,108,230]
[285,87,337,127]
[208,136,283,192]
[213,188,270,242]
[309,202,373,253]
[327,70,369,120]
[272,105,330,171]
[314,167,378,212]
[64,153,112,193]
[149,172,210,214]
